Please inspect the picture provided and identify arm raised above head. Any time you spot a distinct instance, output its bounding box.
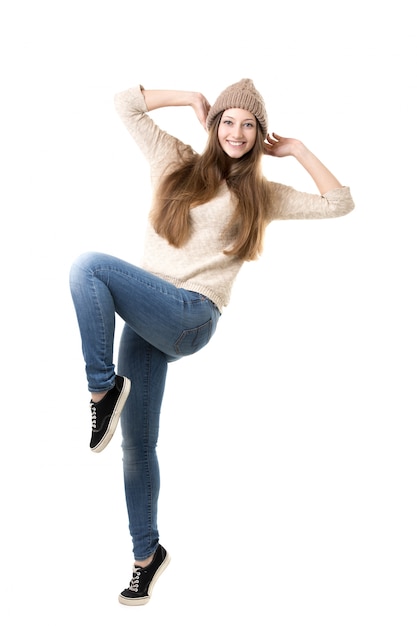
[142,88,211,129]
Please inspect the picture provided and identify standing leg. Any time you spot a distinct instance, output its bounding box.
[117,324,172,606]
[117,323,168,562]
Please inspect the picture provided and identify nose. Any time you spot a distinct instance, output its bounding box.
[231,125,243,138]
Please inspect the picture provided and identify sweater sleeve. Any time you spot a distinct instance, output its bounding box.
[267,182,355,221]
[114,85,194,181]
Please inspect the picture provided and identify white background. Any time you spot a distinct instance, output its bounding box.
[1,1,416,624]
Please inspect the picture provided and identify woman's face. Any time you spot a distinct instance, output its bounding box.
[217,108,257,158]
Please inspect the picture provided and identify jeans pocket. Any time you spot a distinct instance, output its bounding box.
[174,319,213,356]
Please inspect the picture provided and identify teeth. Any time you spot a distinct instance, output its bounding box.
[229,141,243,146]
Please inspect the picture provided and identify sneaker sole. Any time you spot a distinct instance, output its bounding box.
[91,377,131,453]
[118,552,171,606]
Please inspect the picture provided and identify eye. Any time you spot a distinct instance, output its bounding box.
[223,119,232,125]
[244,122,254,128]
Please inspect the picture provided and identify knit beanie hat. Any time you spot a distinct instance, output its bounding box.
[206,78,268,138]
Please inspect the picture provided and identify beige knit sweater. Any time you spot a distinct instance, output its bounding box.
[114,86,354,312]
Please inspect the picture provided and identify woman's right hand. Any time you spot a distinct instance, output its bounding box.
[190,93,211,130]
[142,88,211,130]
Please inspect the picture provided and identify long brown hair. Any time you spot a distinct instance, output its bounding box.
[150,112,271,261]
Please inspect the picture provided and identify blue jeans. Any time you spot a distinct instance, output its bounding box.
[69,252,221,559]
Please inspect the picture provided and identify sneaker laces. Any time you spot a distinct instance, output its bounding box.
[128,566,142,592]
[90,401,97,430]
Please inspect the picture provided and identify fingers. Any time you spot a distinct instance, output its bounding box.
[264,132,287,157]
[271,132,282,142]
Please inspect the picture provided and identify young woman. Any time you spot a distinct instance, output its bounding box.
[69,78,354,606]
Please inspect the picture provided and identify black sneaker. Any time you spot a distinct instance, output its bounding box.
[90,375,131,453]
[119,544,170,606]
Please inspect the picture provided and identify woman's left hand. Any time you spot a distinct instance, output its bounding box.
[264,132,300,158]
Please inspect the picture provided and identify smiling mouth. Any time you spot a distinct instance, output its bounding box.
[228,141,245,147]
